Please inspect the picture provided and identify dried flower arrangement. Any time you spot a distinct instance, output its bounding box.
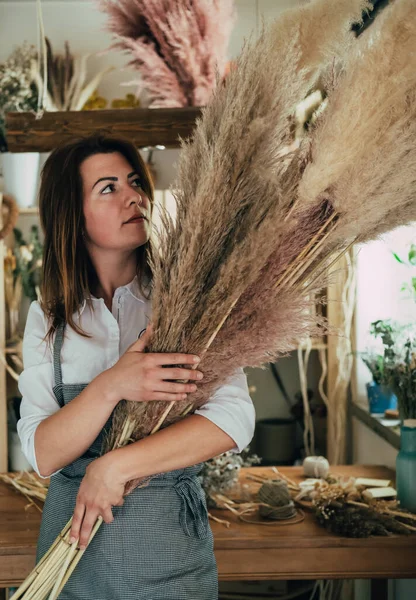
[0,43,38,150]
[32,37,113,112]
[1,226,43,385]
[99,0,236,107]
[294,475,416,537]
[198,447,261,508]
[12,226,43,304]
[13,0,416,597]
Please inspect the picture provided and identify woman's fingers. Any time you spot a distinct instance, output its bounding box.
[157,367,203,381]
[69,502,85,545]
[155,381,198,394]
[147,391,190,402]
[78,508,101,550]
[151,353,201,366]
[102,506,115,524]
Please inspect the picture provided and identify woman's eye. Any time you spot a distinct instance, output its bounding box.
[101,183,115,195]
[131,178,142,188]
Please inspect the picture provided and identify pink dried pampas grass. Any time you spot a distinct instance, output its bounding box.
[99,0,236,107]
[103,0,373,456]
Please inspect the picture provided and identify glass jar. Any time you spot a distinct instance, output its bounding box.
[396,419,416,513]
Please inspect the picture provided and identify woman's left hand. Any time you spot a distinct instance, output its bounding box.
[69,454,126,550]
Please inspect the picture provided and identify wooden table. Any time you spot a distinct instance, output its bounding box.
[1,465,415,599]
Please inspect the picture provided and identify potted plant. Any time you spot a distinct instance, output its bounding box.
[360,320,399,414]
[386,335,416,512]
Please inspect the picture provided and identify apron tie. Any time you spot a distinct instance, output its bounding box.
[174,474,208,540]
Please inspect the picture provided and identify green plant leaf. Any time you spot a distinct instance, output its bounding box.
[393,252,405,264]
[408,244,416,265]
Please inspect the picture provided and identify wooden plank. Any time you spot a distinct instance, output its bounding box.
[326,249,357,465]
[5,107,202,153]
[215,548,416,580]
[351,404,400,450]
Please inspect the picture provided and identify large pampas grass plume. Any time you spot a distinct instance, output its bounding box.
[104,0,374,464]
[99,0,236,107]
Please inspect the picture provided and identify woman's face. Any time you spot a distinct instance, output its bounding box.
[80,151,151,252]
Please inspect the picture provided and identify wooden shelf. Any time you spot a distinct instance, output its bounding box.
[5,107,203,153]
[350,401,401,450]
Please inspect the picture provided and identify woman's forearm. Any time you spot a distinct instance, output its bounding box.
[105,414,236,483]
[35,372,118,477]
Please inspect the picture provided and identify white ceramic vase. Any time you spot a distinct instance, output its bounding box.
[2,152,40,208]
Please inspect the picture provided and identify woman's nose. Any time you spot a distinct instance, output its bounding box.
[125,191,142,207]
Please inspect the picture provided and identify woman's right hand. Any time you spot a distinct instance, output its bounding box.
[101,325,204,406]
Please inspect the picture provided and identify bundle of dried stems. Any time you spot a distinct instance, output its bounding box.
[13,0,416,598]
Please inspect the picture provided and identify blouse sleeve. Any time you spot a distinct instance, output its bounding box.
[194,367,256,453]
[16,301,63,478]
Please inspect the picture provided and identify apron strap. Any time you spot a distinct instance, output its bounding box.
[52,322,66,408]
[174,473,209,540]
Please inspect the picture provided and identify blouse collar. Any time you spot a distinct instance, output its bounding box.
[75,274,151,317]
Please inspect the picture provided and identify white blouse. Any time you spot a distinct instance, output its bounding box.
[17,275,256,478]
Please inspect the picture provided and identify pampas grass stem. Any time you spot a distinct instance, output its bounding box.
[48,541,78,600]
[9,522,71,600]
[54,516,103,599]
[273,211,338,290]
[150,295,240,432]
[294,239,357,293]
[278,221,338,291]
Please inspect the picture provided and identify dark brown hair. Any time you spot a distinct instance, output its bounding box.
[38,134,155,342]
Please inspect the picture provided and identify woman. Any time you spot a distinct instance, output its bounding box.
[17,134,255,599]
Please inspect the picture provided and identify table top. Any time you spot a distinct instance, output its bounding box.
[1,464,415,585]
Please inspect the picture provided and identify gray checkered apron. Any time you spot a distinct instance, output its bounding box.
[36,322,218,599]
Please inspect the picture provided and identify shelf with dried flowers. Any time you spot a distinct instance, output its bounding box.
[5,105,202,152]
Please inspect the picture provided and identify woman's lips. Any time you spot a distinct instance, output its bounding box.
[125,216,145,224]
